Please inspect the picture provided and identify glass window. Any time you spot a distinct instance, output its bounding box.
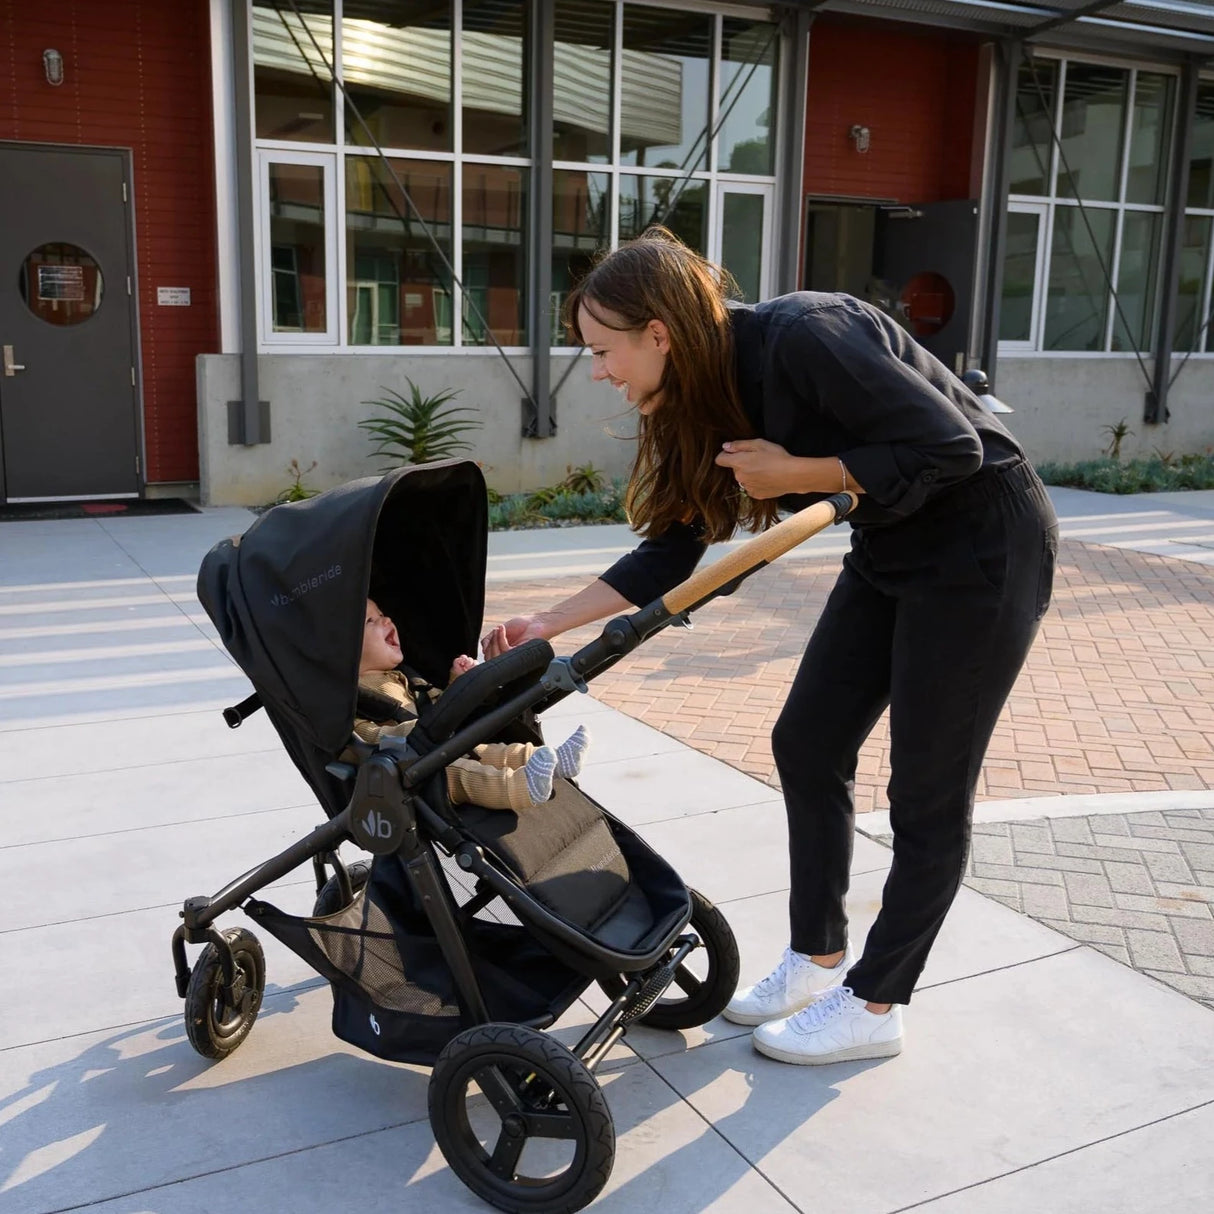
[620,5,711,172]
[618,174,707,252]
[463,0,528,157]
[1173,215,1211,352]
[720,191,765,301]
[346,157,452,345]
[18,243,103,326]
[554,0,613,164]
[1044,205,1116,351]
[1125,72,1173,206]
[1187,83,1214,210]
[552,170,609,344]
[719,19,778,175]
[342,1,451,153]
[268,162,328,333]
[463,165,527,345]
[253,0,335,143]
[1009,58,1057,197]
[1056,62,1128,203]
[999,210,1041,343]
[1112,211,1161,351]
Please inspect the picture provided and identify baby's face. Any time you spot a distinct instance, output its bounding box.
[361,599,403,673]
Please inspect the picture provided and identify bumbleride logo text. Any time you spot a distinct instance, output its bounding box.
[269,563,342,607]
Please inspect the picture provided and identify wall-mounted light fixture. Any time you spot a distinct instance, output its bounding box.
[43,48,65,87]
[848,124,871,154]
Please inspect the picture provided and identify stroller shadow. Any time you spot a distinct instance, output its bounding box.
[0,980,436,1214]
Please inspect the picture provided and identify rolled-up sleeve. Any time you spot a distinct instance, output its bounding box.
[599,520,707,606]
[781,302,982,518]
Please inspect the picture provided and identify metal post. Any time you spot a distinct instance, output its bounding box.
[978,39,1023,391]
[526,0,555,438]
[227,0,270,445]
[776,6,813,295]
[1147,58,1200,426]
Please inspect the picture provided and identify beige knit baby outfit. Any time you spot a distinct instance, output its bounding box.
[353,669,539,812]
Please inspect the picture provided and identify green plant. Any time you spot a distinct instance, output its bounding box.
[359,379,481,468]
[1036,454,1214,494]
[560,462,606,495]
[1151,447,1176,467]
[1100,418,1133,461]
[275,458,319,503]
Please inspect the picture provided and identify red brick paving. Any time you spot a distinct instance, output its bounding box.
[484,540,1214,814]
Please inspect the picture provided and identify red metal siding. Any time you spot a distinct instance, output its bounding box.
[1,0,217,485]
[803,17,981,205]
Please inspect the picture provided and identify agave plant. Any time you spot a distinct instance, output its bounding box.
[358,379,481,468]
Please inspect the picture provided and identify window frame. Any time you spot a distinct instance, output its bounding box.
[251,0,780,354]
[999,51,1176,358]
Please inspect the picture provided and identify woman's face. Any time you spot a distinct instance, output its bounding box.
[578,303,669,415]
[361,599,403,673]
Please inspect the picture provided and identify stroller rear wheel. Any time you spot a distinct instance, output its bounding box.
[600,887,740,1031]
[183,927,265,1059]
[312,858,372,916]
[429,1022,615,1214]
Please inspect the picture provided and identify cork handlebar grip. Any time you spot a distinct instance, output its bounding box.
[661,491,859,617]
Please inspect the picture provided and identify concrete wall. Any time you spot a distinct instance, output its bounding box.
[197,352,639,505]
[997,357,1214,464]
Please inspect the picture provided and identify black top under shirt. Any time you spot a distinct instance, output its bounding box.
[600,292,1026,607]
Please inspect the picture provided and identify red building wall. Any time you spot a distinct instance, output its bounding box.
[803,17,981,205]
[1,0,217,484]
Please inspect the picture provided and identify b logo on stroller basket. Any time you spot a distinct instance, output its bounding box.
[369,1013,381,1036]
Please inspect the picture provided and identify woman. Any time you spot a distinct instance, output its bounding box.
[483,228,1057,1066]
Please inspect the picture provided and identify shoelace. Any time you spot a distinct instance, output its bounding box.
[750,947,797,995]
[795,985,857,1030]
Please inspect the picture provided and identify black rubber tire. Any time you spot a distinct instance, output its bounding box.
[183,927,265,1060]
[428,1023,615,1214]
[600,887,740,1031]
[312,858,372,917]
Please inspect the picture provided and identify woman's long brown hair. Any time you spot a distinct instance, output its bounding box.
[565,227,778,543]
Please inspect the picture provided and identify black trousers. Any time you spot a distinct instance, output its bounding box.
[771,460,1058,1005]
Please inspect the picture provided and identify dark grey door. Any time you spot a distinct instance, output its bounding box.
[874,199,979,373]
[0,143,140,501]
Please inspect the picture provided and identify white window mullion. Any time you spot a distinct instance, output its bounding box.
[610,0,623,248]
[452,0,464,347]
[1035,202,1057,349]
[1050,58,1065,198]
[333,3,347,349]
[1105,207,1126,350]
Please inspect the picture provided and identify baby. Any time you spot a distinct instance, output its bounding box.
[353,599,589,811]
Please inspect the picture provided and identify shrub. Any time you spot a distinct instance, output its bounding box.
[359,379,481,468]
[1036,455,1214,494]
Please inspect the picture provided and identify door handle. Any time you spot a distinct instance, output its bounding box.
[3,345,26,376]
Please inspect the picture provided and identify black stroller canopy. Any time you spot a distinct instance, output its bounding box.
[198,460,488,759]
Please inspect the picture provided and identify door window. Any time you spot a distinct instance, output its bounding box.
[18,243,103,326]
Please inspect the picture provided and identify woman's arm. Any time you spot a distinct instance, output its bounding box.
[714,438,865,500]
[482,578,633,655]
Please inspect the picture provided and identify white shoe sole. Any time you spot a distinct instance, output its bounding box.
[752,1034,903,1065]
[721,1002,811,1027]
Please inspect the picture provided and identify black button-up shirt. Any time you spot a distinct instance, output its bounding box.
[601,292,1025,606]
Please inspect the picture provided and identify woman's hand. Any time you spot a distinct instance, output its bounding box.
[480,617,545,658]
[714,438,802,500]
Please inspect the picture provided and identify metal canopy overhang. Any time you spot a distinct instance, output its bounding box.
[804,0,1214,59]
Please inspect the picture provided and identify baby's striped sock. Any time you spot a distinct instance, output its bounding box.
[523,745,556,804]
[555,724,590,779]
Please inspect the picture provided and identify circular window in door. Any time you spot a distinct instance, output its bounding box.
[17,243,104,326]
[898,271,955,338]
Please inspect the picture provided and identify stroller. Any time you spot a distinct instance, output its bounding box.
[172,460,856,1213]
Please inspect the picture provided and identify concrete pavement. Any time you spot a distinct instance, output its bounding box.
[1,487,1212,1213]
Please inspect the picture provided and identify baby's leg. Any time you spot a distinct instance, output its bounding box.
[447,748,555,811]
[472,741,535,771]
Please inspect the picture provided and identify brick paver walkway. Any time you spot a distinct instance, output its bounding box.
[485,538,1214,812]
[966,809,1214,1011]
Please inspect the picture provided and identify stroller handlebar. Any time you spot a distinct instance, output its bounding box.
[661,491,858,616]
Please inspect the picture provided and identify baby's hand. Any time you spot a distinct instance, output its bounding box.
[448,654,478,683]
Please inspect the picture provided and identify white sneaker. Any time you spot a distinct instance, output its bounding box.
[752,985,902,1065]
[721,945,855,1026]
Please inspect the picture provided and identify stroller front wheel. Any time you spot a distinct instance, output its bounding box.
[183,927,265,1059]
[600,887,740,1031]
[428,1022,615,1214]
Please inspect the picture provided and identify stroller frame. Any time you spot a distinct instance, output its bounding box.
[174,462,856,1213]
